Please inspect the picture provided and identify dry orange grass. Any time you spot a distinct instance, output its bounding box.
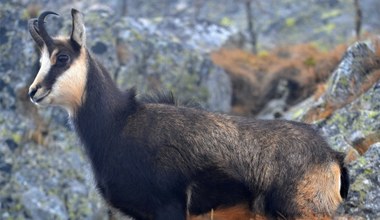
[211,44,346,116]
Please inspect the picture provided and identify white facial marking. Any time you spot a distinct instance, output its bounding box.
[30,46,51,90]
[29,46,55,106]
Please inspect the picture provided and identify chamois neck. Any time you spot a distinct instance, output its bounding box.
[73,52,138,157]
[77,53,122,117]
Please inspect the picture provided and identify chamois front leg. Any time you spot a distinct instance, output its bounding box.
[154,201,187,220]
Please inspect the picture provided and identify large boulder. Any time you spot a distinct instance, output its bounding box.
[297,41,380,123]
[286,38,380,219]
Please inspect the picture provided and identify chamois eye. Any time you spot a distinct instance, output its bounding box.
[56,54,70,65]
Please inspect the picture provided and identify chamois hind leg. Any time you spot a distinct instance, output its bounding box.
[294,162,343,219]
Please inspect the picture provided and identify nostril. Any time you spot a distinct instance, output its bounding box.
[29,88,37,99]
[29,85,40,99]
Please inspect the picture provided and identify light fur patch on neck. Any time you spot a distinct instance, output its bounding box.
[50,47,88,116]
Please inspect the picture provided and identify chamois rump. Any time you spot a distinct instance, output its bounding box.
[28,9,349,220]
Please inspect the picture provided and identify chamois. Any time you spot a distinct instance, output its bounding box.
[28,9,349,220]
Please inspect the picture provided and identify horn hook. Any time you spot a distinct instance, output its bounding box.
[37,11,59,50]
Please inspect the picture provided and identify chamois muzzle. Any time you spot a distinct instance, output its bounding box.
[29,84,50,104]
[37,11,59,51]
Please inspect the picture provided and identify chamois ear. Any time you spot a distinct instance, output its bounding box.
[70,9,86,48]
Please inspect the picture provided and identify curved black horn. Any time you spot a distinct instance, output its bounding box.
[37,11,59,50]
[28,19,44,49]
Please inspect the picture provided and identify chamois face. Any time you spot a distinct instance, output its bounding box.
[28,9,87,115]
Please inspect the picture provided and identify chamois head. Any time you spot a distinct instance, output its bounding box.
[28,9,87,114]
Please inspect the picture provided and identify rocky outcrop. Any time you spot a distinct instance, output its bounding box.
[286,38,380,219]
[299,41,380,123]
[340,143,380,218]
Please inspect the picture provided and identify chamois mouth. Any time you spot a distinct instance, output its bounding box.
[32,89,51,104]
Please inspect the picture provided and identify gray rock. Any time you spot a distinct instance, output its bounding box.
[338,143,380,219]
[325,42,379,106]
[320,78,380,153]
[0,111,108,220]
[115,16,233,112]
[21,187,69,220]
[287,40,380,123]
[256,79,291,119]
[83,9,119,74]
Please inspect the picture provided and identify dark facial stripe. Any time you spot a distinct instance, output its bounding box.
[42,63,69,89]
[41,40,81,89]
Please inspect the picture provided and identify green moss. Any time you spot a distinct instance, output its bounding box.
[337,75,349,87]
[303,57,316,67]
[325,23,336,33]
[84,13,101,24]
[350,174,371,203]
[310,41,325,51]
[14,203,22,211]
[357,156,367,166]
[12,133,22,144]
[367,110,379,119]
[21,9,30,20]
[131,30,144,41]
[292,108,306,120]
[220,17,233,27]
[328,113,344,128]
[156,54,169,64]
[317,23,336,34]
[69,211,76,220]
[258,50,269,57]
[285,18,296,27]
[199,87,209,100]
[364,168,373,175]
[321,9,341,20]
[47,188,60,196]
[152,17,163,23]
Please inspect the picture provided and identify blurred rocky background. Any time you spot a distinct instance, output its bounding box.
[1,0,380,219]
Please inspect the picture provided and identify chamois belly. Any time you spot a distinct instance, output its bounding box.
[189,169,252,215]
[96,176,156,220]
